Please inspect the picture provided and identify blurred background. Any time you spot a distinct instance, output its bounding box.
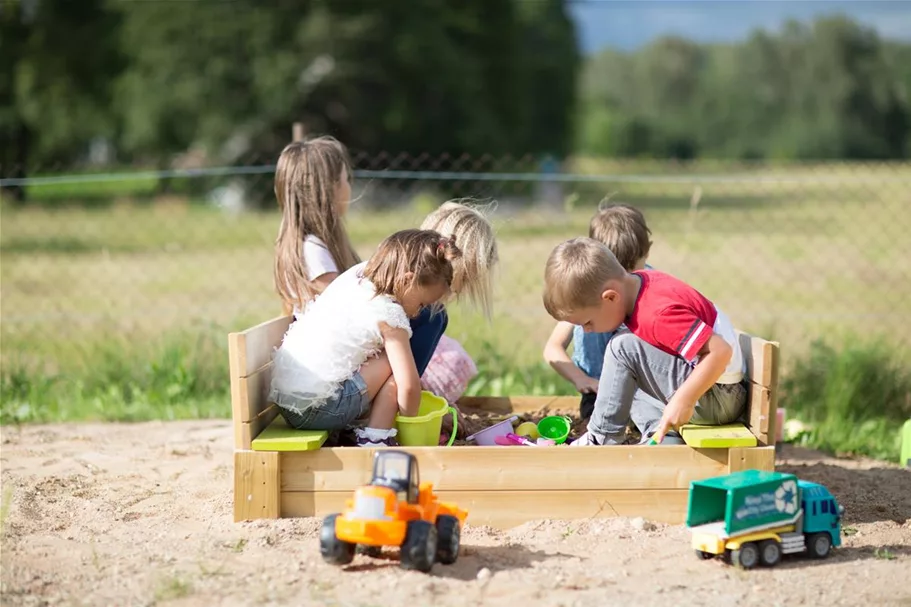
[1,0,910,460]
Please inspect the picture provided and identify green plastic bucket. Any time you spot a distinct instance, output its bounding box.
[395,391,457,447]
[537,415,572,444]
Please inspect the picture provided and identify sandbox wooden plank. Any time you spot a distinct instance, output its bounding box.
[727,446,775,473]
[280,446,729,492]
[281,489,689,527]
[230,315,292,378]
[234,451,280,521]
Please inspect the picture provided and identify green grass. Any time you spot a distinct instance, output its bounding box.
[781,337,911,462]
[154,575,193,603]
[1,327,230,424]
[2,161,910,461]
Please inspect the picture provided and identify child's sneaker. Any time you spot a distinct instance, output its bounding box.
[354,427,399,448]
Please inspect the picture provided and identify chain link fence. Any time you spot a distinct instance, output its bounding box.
[2,154,910,385]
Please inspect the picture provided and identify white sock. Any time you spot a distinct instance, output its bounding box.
[354,427,398,447]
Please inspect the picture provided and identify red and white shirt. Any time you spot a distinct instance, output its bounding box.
[625,270,744,384]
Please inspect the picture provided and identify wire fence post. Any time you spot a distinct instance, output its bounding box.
[292,122,305,143]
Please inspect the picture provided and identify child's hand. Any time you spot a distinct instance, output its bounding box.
[652,397,695,443]
[573,377,599,394]
[440,406,470,439]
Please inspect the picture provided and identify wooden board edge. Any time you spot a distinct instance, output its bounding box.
[240,315,292,376]
[281,489,690,527]
[767,341,780,447]
[239,405,279,448]
[228,331,248,449]
[727,446,776,473]
[234,450,281,521]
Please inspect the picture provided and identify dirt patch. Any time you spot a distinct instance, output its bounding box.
[2,421,909,607]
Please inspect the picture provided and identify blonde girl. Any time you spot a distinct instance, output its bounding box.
[409,201,499,373]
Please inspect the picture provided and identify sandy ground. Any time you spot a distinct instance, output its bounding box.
[1,420,909,607]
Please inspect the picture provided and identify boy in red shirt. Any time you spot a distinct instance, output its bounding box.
[542,237,746,446]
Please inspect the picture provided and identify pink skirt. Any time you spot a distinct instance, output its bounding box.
[420,335,478,405]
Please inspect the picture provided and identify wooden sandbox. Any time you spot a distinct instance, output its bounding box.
[230,315,779,529]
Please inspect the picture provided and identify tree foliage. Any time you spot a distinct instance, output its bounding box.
[579,16,910,160]
[2,0,579,176]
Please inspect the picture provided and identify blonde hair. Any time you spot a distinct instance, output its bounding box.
[542,237,627,320]
[420,200,498,318]
[363,229,462,305]
[273,136,361,310]
[589,203,652,271]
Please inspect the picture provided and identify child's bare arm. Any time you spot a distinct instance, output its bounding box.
[311,271,338,294]
[543,321,599,393]
[380,323,422,416]
[652,333,732,443]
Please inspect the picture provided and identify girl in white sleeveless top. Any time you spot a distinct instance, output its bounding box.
[270,230,461,447]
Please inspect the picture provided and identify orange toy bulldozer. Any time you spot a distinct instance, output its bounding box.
[319,450,469,573]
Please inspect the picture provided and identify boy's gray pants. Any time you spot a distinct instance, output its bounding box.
[590,331,747,445]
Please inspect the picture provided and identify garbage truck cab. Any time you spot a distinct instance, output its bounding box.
[799,480,844,542]
[687,470,843,569]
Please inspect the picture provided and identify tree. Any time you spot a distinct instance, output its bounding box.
[0,0,123,201]
[515,0,580,157]
[578,14,911,160]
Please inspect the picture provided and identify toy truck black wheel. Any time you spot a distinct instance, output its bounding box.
[759,540,782,567]
[435,515,461,565]
[400,520,438,573]
[731,542,760,569]
[806,532,832,559]
[320,514,355,565]
[695,550,714,560]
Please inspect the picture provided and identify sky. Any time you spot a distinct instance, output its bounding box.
[568,0,911,54]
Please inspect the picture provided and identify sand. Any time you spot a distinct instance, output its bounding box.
[2,420,909,606]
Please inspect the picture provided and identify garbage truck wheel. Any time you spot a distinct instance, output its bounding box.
[695,550,714,560]
[807,532,832,559]
[759,540,782,567]
[731,542,760,569]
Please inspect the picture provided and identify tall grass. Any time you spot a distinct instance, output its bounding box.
[2,324,908,464]
[0,329,573,425]
[463,341,576,398]
[0,327,230,425]
[781,336,911,461]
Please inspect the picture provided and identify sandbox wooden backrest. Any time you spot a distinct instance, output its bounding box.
[228,315,780,449]
[228,315,292,449]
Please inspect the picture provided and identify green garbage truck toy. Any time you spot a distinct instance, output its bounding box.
[686,469,843,569]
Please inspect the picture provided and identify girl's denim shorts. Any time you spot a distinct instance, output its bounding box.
[269,373,370,431]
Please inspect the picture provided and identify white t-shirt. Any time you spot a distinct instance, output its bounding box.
[271,262,413,405]
[303,235,338,280]
[291,235,339,318]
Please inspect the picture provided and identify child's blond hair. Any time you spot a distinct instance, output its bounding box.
[589,203,652,271]
[363,229,462,305]
[420,200,498,318]
[542,238,627,320]
[273,136,360,310]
